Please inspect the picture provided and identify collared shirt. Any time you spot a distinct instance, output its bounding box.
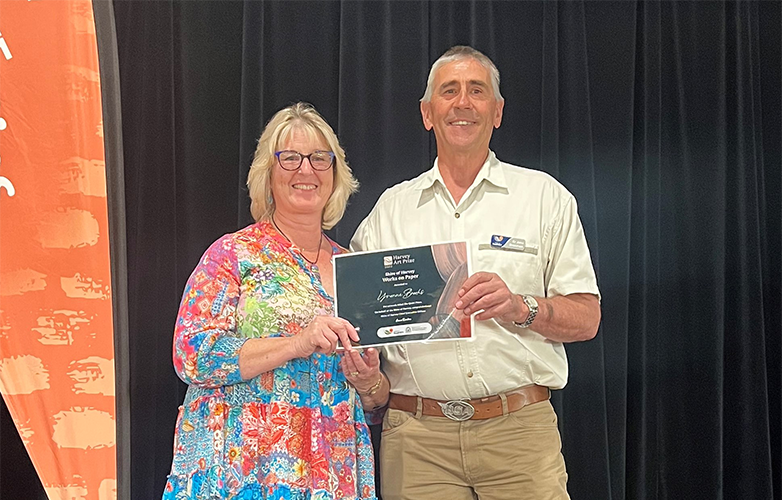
[350,151,599,399]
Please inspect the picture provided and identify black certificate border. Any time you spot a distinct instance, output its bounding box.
[333,241,474,349]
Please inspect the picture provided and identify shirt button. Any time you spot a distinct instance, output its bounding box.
[454,212,461,219]
[467,371,474,378]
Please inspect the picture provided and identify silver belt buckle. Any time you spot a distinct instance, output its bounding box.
[438,400,475,421]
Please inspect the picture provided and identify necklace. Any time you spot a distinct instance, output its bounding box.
[271,216,325,266]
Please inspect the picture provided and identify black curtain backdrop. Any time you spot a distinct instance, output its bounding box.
[2,1,780,499]
[113,1,782,499]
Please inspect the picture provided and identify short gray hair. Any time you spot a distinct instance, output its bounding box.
[247,103,358,229]
[421,46,503,102]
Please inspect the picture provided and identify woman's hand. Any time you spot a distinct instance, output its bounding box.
[291,316,359,358]
[341,348,381,393]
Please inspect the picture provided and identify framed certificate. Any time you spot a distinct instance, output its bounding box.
[333,241,473,347]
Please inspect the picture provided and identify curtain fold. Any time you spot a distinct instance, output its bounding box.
[113,2,182,499]
[93,0,131,498]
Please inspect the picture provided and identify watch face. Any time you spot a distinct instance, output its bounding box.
[514,295,538,328]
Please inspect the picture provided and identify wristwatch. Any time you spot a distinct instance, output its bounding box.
[513,295,538,328]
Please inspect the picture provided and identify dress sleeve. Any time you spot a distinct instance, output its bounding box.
[363,405,387,426]
[172,235,248,387]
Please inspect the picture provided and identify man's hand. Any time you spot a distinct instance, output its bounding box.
[455,272,600,342]
[454,272,527,323]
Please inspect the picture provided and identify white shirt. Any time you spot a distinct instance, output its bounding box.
[350,151,599,399]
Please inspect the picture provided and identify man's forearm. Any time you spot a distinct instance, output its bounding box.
[514,293,600,343]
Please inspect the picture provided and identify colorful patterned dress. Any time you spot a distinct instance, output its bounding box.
[163,221,377,500]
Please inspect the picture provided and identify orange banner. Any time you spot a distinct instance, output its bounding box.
[0,1,116,499]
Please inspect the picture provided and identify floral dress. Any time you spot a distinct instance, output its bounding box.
[163,221,377,500]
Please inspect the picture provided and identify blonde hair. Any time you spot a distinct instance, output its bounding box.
[421,45,503,103]
[247,103,359,229]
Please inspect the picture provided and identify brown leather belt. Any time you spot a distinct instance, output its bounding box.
[388,385,550,421]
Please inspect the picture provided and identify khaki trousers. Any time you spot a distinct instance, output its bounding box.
[380,400,569,500]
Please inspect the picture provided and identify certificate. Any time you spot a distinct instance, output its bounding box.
[333,241,473,347]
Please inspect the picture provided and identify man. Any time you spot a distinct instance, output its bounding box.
[350,46,601,500]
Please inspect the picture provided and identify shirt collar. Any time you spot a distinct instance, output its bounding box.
[413,150,507,191]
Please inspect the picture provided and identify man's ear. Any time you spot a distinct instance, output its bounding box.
[421,101,434,131]
[494,99,505,129]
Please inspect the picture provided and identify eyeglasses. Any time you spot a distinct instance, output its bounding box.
[275,150,335,171]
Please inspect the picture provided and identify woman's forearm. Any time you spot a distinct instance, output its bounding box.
[238,337,299,380]
[358,372,390,410]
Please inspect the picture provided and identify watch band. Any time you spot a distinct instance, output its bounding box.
[513,295,538,328]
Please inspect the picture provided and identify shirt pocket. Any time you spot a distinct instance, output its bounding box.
[474,246,542,294]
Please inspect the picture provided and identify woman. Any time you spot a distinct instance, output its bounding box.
[163,103,388,500]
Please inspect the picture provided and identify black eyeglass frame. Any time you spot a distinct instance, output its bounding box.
[274,150,336,171]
